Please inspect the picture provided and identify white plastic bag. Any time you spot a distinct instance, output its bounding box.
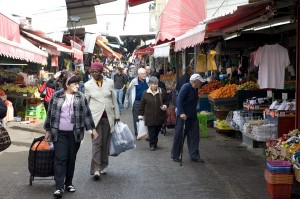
[110,121,136,155]
[137,120,148,140]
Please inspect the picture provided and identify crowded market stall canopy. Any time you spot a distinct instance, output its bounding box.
[128,0,152,7]
[174,0,273,52]
[0,12,48,65]
[153,41,173,58]
[96,39,122,60]
[133,45,154,56]
[156,0,206,44]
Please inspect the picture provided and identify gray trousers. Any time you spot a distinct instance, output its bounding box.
[132,100,140,136]
[90,118,111,175]
[171,117,200,160]
[53,130,80,190]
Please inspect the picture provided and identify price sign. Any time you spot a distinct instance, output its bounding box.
[267,90,272,98]
[282,93,288,100]
[23,94,27,97]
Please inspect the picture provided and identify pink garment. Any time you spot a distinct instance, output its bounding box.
[58,94,74,131]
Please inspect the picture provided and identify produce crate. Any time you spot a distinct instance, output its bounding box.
[266,181,292,199]
[197,114,208,138]
[266,160,292,174]
[264,169,293,184]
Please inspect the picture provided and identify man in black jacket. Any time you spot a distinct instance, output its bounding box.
[175,66,193,93]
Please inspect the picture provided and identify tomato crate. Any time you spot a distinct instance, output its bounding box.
[266,181,292,199]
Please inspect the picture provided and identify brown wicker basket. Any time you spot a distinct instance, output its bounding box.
[293,164,300,182]
[264,169,294,185]
[280,146,291,159]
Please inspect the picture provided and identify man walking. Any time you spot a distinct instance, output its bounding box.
[84,62,120,180]
[114,67,128,114]
[175,66,193,93]
[124,68,148,137]
[171,74,206,163]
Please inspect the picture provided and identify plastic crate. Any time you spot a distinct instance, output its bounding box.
[197,114,208,138]
[264,169,293,184]
[266,181,292,199]
[267,161,292,174]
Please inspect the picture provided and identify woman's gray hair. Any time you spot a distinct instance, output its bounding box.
[149,76,159,84]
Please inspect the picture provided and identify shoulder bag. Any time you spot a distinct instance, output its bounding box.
[0,123,11,152]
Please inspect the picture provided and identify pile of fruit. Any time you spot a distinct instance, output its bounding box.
[0,84,38,95]
[198,80,222,96]
[237,81,259,90]
[209,84,237,99]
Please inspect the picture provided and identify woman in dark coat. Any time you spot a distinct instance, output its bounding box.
[0,99,7,119]
[138,76,168,151]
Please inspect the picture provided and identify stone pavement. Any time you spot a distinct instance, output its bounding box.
[0,108,280,199]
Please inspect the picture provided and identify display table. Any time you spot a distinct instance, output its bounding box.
[208,97,238,120]
[265,115,295,137]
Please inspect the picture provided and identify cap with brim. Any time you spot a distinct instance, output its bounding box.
[190,74,206,82]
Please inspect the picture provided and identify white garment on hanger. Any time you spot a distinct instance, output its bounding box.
[254,44,290,89]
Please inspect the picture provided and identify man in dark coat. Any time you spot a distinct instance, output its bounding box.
[171,73,206,163]
[175,66,193,93]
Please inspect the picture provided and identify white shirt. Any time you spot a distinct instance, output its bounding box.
[254,44,290,89]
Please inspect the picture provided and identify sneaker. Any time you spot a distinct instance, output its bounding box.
[66,185,76,192]
[191,158,205,163]
[53,189,64,198]
[93,171,100,180]
[100,168,107,175]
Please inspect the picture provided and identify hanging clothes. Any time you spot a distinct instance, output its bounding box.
[250,50,258,72]
[196,53,207,72]
[207,50,217,71]
[254,44,290,89]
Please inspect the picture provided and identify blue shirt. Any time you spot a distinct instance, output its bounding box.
[135,78,148,101]
[176,83,198,119]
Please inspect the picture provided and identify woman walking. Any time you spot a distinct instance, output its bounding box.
[138,76,168,151]
[44,71,98,198]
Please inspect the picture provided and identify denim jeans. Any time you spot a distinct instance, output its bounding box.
[79,81,84,93]
[114,89,124,113]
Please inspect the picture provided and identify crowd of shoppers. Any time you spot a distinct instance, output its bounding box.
[36,61,206,198]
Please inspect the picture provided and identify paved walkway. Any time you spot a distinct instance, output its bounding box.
[0,109,273,199]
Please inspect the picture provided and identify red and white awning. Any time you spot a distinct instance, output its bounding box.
[0,36,48,65]
[175,24,206,52]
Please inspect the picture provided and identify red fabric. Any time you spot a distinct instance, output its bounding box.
[0,13,20,43]
[129,0,152,7]
[156,0,206,43]
[134,47,154,55]
[206,5,268,33]
[38,82,55,103]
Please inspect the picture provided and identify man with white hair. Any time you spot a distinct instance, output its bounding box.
[171,73,206,164]
[124,68,149,137]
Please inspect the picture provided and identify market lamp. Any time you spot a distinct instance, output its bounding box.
[68,15,80,46]
[223,32,241,40]
[253,16,294,31]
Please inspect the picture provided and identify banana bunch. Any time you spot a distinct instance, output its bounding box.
[237,81,259,90]
[0,85,38,94]
[288,129,300,137]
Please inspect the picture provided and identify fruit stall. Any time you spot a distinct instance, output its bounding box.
[0,67,46,124]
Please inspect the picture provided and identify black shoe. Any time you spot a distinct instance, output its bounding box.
[173,158,181,162]
[191,159,205,163]
[150,146,156,151]
[146,138,149,141]
[53,189,63,198]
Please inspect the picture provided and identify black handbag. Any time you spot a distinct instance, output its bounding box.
[40,88,47,98]
[0,125,11,152]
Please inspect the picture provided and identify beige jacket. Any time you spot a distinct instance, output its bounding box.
[84,77,120,133]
